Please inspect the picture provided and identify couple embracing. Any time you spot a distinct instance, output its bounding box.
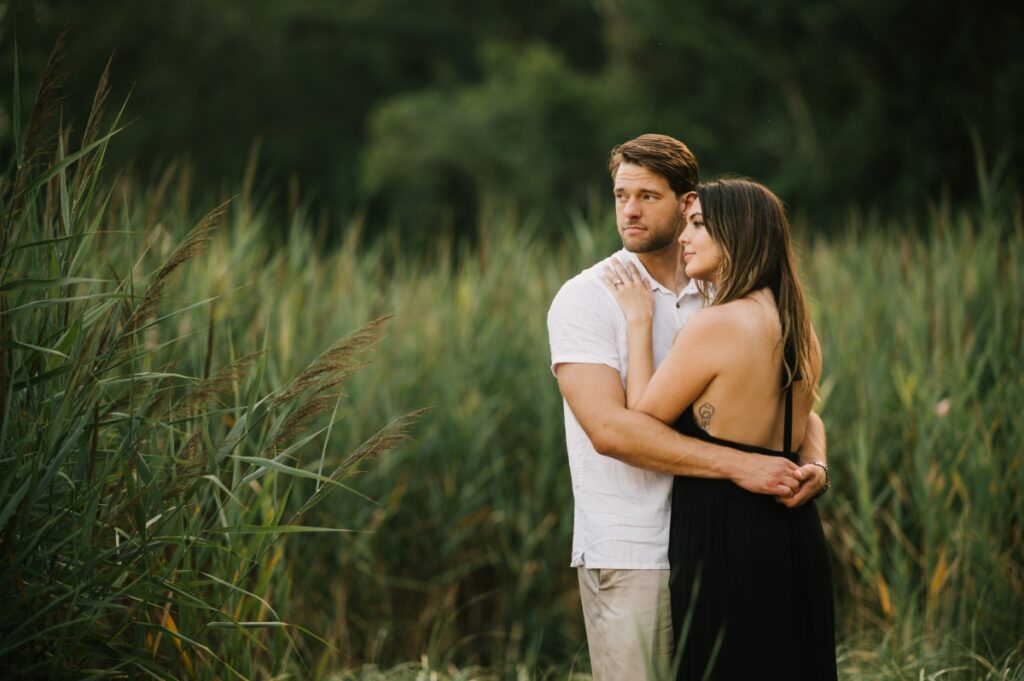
[547,134,837,680]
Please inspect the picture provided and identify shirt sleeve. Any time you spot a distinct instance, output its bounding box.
[547,278,621,377]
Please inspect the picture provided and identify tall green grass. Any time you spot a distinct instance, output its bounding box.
[0,42,421,678]
[110,165,1022,679]
[3,50,1022,679]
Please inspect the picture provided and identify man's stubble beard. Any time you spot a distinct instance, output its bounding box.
[621,212,682,254]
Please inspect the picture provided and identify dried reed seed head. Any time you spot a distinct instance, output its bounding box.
[330,409,427,480]
[72,56,114,208]
[273,316,392,405]
[80,56,112,152]
[311,368,362,397]
[293,409,427,518]
[113,203,227,352]
[267,392,344,454]
[174,350,266,417]
[18,29,70,186]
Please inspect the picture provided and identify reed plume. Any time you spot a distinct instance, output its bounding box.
[272,314,390,405]
[110,201,227,355]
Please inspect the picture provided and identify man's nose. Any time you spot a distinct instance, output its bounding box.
[623,197,642,217]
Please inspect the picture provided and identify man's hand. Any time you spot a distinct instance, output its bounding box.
[730,455,804,497]
[776,463,825,508]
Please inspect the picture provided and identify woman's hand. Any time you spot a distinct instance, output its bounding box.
[601,259,654,324]
[776,463,826,508]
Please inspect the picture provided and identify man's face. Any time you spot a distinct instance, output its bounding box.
[613,162,683,253]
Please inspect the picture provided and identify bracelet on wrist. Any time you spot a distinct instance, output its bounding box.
[809,461,830,499]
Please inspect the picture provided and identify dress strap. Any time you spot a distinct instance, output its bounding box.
[782,339,797,457]
[783,383,793,457]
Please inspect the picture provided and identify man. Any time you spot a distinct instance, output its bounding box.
[547,134,828,680]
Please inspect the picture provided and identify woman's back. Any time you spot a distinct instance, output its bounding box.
[681,287,818,452]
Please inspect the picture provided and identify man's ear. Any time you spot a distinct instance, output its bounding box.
[680,191,697,211]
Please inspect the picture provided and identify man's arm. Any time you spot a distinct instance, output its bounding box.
[777,411,828,508]
[556,363,803,497]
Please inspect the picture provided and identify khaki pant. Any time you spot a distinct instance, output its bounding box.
[577,567,673,681]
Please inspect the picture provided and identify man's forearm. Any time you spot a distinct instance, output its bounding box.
[589,405,805,497]
[554,363,801,496]
[589,405,743,478]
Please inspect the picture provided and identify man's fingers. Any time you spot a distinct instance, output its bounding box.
[772,483,794,497]
[773,463,800,491]
[766,473,799,497]
[737,456,804,496]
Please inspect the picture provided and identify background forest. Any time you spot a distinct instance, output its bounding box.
[4,0,1022,239]
[1,1,1022,679]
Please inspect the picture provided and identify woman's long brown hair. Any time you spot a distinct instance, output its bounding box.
[696,178,819,391]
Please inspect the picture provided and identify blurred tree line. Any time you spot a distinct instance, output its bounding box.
[2,0,1021,242]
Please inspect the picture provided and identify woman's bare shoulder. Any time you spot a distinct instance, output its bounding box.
[689,296,771,333]
[675,302,760,363]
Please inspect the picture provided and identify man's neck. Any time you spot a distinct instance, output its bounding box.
[636,245,689,295]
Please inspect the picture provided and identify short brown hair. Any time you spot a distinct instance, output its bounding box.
[608,134,699,196]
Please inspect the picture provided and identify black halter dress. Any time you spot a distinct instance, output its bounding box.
[668,377,838,681]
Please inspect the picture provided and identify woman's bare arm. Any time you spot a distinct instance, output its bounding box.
[600,259,655,409]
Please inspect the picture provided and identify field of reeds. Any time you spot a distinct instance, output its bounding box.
[2,58,1022,679]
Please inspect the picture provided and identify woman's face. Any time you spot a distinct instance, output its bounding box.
[680,198,722,282]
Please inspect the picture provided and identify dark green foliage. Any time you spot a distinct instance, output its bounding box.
[2,0,1020,243]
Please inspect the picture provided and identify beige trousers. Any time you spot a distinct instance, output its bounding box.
[577,567,673,681]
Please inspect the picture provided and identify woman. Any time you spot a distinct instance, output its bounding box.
[601,178,837,680]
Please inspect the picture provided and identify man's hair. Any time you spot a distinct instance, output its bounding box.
[608,134,699,196]
[696,178,819,391]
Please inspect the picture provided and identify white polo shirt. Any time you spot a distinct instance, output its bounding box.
[547,249,703,569]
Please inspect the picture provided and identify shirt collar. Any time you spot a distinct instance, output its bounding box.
[617,249,673,295]
[679,277,701,298]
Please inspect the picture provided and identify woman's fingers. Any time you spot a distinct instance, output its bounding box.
[605,259,650,290]
[602,261,632,290]
[777,464,825,508]
[608,259,630,284]
[600,271,622,294]
[602,261,655,322]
